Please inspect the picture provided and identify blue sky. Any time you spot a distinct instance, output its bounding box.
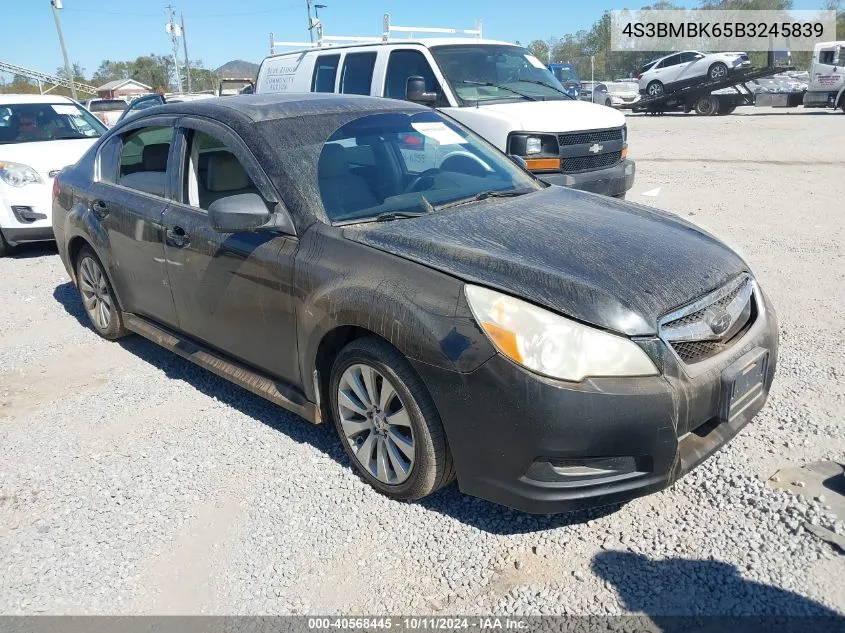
[1,0,829,81]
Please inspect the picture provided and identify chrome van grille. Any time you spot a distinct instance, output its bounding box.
[659,275,756,364]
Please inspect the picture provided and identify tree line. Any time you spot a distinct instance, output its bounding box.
[524,0,844,81]
[0,55,221,97]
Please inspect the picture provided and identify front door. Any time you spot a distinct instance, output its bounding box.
[160,122,301,386]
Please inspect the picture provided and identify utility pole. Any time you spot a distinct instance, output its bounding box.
[165,4,183,93]
[306,0,314,43]
[181,13,192,93]
[50,0,77,100]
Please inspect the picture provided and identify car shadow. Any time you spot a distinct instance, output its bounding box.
[592,550,843,630]
[5,241,58,259]
[53,281,620,534]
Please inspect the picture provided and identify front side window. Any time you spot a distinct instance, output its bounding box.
[0,102,106,145]
[182,130,264,211]
[312,54,340,93]
[431,45,568,104]
[317,111,540,224]
[384,50,438,100]
[117,126,172,197]
[340,52,377,95]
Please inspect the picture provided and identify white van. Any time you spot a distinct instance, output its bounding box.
[256,34,635,197]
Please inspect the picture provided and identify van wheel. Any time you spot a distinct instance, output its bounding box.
[646,81,664,97]
[329,337,454,501]
[75,245,126,340]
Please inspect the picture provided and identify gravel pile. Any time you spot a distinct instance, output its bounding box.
[1,111,843,616]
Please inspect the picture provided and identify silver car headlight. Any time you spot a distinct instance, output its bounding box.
[465,285,658,382]
[0,161,42,187]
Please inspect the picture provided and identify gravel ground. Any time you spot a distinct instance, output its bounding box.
[0,107,843,617]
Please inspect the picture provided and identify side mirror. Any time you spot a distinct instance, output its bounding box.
[508,155,528,170]
[406,76,437,104]
[209,193,272,233]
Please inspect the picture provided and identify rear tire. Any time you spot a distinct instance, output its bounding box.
[708,62,729,81]
[329,337,454,501]
[75,245,126,340]
[646,81,664,97]
[695,95,721,116]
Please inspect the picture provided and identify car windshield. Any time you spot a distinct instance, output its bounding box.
[550,65,580,84]
[0,102,106,144]
[317,110,541,224]
[88,99,128,113]
[430,44,569,103]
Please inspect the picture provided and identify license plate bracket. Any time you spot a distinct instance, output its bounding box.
[720,349,768,422]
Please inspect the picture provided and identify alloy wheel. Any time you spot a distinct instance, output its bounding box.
[78,256,112,330]
[337,363,415,485]
[710,64,727,80]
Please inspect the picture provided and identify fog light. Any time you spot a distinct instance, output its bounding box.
[11,206,46,223]
[525,456,641,483]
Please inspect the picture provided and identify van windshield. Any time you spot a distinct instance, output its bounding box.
[430,44,570,104]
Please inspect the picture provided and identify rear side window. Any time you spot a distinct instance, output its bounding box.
[117,126,172,197]
[340,52,377,95]
[89,100,128,113]
[98,137,121,183]
[384,50,437,100]
[312,54,340,92]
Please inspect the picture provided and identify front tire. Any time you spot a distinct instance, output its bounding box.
[329,337,454,501]
[708,62,728,81]
[75,245,126,340]
[646,81,664,97]
[695,95,721,116]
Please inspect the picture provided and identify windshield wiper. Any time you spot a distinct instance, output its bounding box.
[456,80,536,102]
[374,210,430,222]
[514,79,574,100]
[434,188,533,211]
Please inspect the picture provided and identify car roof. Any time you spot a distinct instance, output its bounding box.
[131,93,429,126]
[0,94,75,105]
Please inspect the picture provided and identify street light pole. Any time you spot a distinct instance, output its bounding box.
[50,0,77,100]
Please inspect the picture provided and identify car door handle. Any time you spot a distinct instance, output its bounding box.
[166,225,190,248]
[91,199,109,218]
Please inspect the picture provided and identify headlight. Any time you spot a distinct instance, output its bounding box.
[0,161,42,187]
[525,136,542,155]
[465,285,657,382]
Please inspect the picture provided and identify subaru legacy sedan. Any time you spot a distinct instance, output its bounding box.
[53,94,778,513]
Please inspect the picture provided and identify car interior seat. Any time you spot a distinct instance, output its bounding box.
[318,143,379,218]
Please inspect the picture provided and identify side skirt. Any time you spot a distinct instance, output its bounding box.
[123,313,321,424]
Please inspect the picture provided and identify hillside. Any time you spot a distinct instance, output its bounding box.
[215,60,260,79]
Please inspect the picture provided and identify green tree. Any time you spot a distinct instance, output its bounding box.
[55,62,87,82]
[527,40,550,63]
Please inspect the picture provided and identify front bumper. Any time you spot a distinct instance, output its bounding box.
[414,294,778,514]
[539,159,635,197]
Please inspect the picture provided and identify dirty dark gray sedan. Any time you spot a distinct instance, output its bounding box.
[53,94,778,514]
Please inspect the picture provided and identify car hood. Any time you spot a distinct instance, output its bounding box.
[343,187,748,336]
[0,138,97,175]
[468,99,624,133]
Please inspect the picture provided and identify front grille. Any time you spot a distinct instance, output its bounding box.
[660,276,757,365]
[664,282,744,330]
[558,129,623,146]
[672,317,754,363]
[562,151,622,173]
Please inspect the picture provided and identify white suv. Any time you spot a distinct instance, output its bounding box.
[637,51,751,97]
[0,95,106,256]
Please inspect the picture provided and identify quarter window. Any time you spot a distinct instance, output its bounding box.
[340,52,377,95]
[384,50,437,100]
[118,126,172,197]
[312,54,340,92]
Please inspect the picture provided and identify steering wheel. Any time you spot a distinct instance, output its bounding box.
[406,168,442,193]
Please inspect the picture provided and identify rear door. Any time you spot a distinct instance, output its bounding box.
[160,118,301,385]
[655,54,687,86]
[86,118,179,326]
